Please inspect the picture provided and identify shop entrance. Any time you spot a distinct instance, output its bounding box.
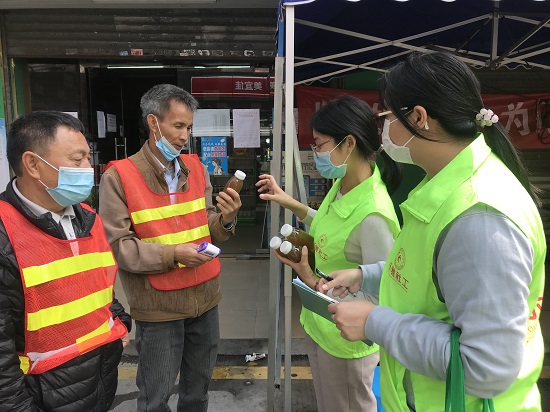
[86,66,178,163]
[27,62,270,255]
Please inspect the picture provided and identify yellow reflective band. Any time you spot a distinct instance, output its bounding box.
[19,356,30,374]
[22,252,115,288]
[27,287,113,331]
[117,366,313,381]
[76,320,111,345]
[142,224,210,245]
[131,198,206,224]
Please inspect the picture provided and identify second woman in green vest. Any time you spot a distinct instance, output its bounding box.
[256,95,402,412]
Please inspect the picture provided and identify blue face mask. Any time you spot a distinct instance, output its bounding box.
[313,138,353,179]
[35,154,94,207]
[154,116,180,162]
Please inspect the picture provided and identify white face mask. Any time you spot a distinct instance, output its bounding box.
[381,118,415,164]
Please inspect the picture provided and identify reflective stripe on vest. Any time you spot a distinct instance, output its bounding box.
[0,201,127,375]
[19,316,120,374]
[131,197,206,224]
[379,136,546,411]
[112,154,220,290]
[142,223,210,244]
[27,286,113,331]
[22,251,115,287]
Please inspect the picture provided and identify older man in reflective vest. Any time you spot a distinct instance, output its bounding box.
[0,111,131,411]
[99,84,242,412]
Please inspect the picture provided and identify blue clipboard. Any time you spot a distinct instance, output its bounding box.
[292,277,337,323]
[292,277,374,346]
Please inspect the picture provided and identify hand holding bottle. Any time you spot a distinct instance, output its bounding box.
[274,245,318,290]
[216,170,245,225]
[216,188,242,225]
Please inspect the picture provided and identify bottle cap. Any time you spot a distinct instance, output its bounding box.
[279,241,293,254]
[280,224,293,237]
[234,170,246,180]
[269,236,283,249]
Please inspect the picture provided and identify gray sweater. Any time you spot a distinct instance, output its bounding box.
[360,204,534,402]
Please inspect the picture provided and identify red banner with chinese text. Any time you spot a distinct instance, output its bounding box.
[295,86,550,150]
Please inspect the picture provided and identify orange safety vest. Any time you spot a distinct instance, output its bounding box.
[112,154,221,290]
[0,201,127,375]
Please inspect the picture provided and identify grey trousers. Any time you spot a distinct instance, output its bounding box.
[135,306,219,412]
[306,334,380,412]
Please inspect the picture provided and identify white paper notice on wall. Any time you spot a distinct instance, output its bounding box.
[193,109,231,136]
[0,119,9,192]
[233,109,260,148]
[107,114,117,133]
[97,111,106,138]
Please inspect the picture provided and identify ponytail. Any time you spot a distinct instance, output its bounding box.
[377,150,403,195]
[483,124,541,206]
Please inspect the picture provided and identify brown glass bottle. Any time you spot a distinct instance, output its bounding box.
[280,224,315,270]
[280,224,314,250]
[223,170,246,193]
[279,241,302,263]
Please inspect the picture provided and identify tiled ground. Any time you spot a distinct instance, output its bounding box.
[218,258,305,340]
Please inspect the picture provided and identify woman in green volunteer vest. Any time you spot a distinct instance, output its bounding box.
[256,95,402,412]
[324,52,546,412]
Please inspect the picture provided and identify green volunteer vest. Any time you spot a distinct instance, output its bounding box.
[305,165,401,358]
[379,135,546,412]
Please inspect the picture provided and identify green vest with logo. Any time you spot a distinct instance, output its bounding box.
[379,136,546,411]
[306,165,401,358]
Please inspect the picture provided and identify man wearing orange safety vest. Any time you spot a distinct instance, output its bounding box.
[99,84,242,412]
[0,111,131,411]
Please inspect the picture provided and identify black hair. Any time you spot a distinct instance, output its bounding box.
[7,111,85,176]
[310,95,402,194]
[140,84,199,133]
[379,51,539,204]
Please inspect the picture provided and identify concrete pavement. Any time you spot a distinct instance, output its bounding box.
[110,339,317,412]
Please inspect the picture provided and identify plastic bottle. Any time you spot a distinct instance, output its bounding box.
[223,170,246,193]
[280,223,315,270]
[279,241,302,263]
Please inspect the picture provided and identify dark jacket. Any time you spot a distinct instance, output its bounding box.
[0,179,132,412]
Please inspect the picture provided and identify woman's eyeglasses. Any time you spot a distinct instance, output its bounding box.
[310,140,331,156]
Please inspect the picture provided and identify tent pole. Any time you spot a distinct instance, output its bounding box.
[284,4,295,412]
[490,2,500,64]
[267,54,284,412]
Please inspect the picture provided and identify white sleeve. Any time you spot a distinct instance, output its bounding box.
[298,207,316,226]
[353,213,395,265]
[348,213,394,302]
